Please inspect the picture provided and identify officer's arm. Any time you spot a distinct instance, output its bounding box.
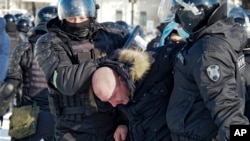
[100,22,128,50]
[35,33,100,96]
[193,50,249,141]
[6,42,32,85]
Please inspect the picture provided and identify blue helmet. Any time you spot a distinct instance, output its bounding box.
[35,6,57,26]
[16,17,33,33]
[57,0,97,20]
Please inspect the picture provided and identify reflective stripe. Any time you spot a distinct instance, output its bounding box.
[53,70,58,88]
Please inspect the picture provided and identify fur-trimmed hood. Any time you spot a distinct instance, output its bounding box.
[117,49,151,81]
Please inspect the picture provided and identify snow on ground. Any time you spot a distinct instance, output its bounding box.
[0,112,11,141]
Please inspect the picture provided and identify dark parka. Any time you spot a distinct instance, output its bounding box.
[166,17,249,141]
[35,17,128,141]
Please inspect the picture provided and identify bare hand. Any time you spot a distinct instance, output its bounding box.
[114,125,128,141]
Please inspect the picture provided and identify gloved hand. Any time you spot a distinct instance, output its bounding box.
[0,81,15,99]
[0,81,15,116]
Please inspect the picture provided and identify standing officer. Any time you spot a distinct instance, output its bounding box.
[34,0,129,141]
[147,0,189,49]
[16,17,33,43]
[4,13,19,51]
[244,36,250,120]
[0,5,58,141]
[164,0,249,141]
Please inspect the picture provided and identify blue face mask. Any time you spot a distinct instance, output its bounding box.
[158,21,189,47]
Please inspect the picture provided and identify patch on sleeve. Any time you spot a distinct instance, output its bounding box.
[206,65,220,82]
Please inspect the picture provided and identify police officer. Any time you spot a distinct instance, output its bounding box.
[165,0,249,141]
[4,13,17,32]
[238,6,250,121]
[16,17,33,43]
[146,0,172,49]
[15,13,23,21]
[4,13,19,51]
[226,3,250,136]
[244,35,250,120]
[0,6,58,141]
[34,0,129,141]
[147,0,188,49]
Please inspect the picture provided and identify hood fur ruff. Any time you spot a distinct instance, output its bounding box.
[89,49,151,106]
[117,49,151,82]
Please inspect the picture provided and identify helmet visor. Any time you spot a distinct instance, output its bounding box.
[58,0,96,20]
[157,0,179,23]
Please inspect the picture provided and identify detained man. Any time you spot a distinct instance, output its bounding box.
[92,42,185,141]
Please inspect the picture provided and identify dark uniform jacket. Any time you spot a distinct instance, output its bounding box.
[244,48,250,119]
[35,17,127,141]
[4,23,50,110]
[1,23,55,140]
[5,21,19,51]
[0,24,48,116]
[146,35,161,49]
[166,18,249,141]
[146,23,166,49]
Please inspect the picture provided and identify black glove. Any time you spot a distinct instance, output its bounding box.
[0,81,15,116]
[0,81,15,99]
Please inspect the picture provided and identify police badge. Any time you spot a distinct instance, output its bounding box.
[206,65,220,82]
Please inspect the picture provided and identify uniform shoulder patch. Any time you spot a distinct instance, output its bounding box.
[206,65,220,82]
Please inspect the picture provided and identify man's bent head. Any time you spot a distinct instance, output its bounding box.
[92,67,130,107]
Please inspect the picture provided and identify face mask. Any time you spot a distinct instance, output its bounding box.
[159,21,189,46]
[63,20,90,38]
